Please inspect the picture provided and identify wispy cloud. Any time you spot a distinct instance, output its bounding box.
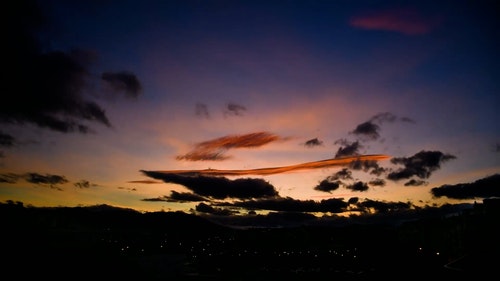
[153,154,389,176]
[223,102,247,117]
[195,102,210,119]
[349,7,440,35]
[176,131,286,161]
[128,180,164,184]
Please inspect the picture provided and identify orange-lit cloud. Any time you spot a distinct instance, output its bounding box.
[176,131,288,161]
[350,8,439,35]
[127,180,164,184]
[152,154,390,176]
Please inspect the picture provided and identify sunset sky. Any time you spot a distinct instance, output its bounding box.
[1,0,499,218]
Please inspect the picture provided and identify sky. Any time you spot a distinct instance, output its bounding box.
[1,0,499,220]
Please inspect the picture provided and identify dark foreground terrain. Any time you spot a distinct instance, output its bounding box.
[1,200,499,280]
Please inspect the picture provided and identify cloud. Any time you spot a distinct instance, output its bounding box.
[176,132,285,161]
[330,168,354,181]
[314,179,341,193]
[117,186,136,192]
[128,180,164,184]
[430,174,500,199]
[0,171,70,190]
[314,169,354,193]
[169,191,208,202]
[223,103,247,117]
[350,112,415,141]
[349,7,440,35]
[140,172,279,200]
[0,173,21,184]
[152,154,390,176]
[304,137,323,147]
[24,173,68,190]
[351,122,380,140]
[101,71,142,98]
[3,1,141,135]
[404,179,427,186]
[143,191,207,202]
[195,103,210,119]
[334,139,363,158]
[356,199,412,214]
[387,150,456,181]
[369,178,386,187]
[74,180,98,189]
[0,131,16,159]
[346,181,369,192]
[0,131,16,147]
[195,202,236,216]
[349,159,387,176]
[220,197,349,213]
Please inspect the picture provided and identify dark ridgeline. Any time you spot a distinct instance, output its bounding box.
[1,199,498,280]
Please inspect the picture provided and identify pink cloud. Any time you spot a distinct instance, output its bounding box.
[350,8,440,35]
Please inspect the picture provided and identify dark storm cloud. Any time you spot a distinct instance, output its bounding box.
[3,0,140,135]
[334,139,362,158]
[101,71,142,98]
[304,138,323,147]
[24,172,68,190]
[140,171,278,199]
[222,197,349,213]
[346,181,369,192]
[195,103,210,119]
[223,103,247,117]
[387,150,456,181]
[431,174,500,199]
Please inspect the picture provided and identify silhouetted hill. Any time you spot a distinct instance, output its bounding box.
[1,200,499,280]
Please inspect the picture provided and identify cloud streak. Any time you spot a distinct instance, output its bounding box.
[147,154,389,176]
[176,132,286,161]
